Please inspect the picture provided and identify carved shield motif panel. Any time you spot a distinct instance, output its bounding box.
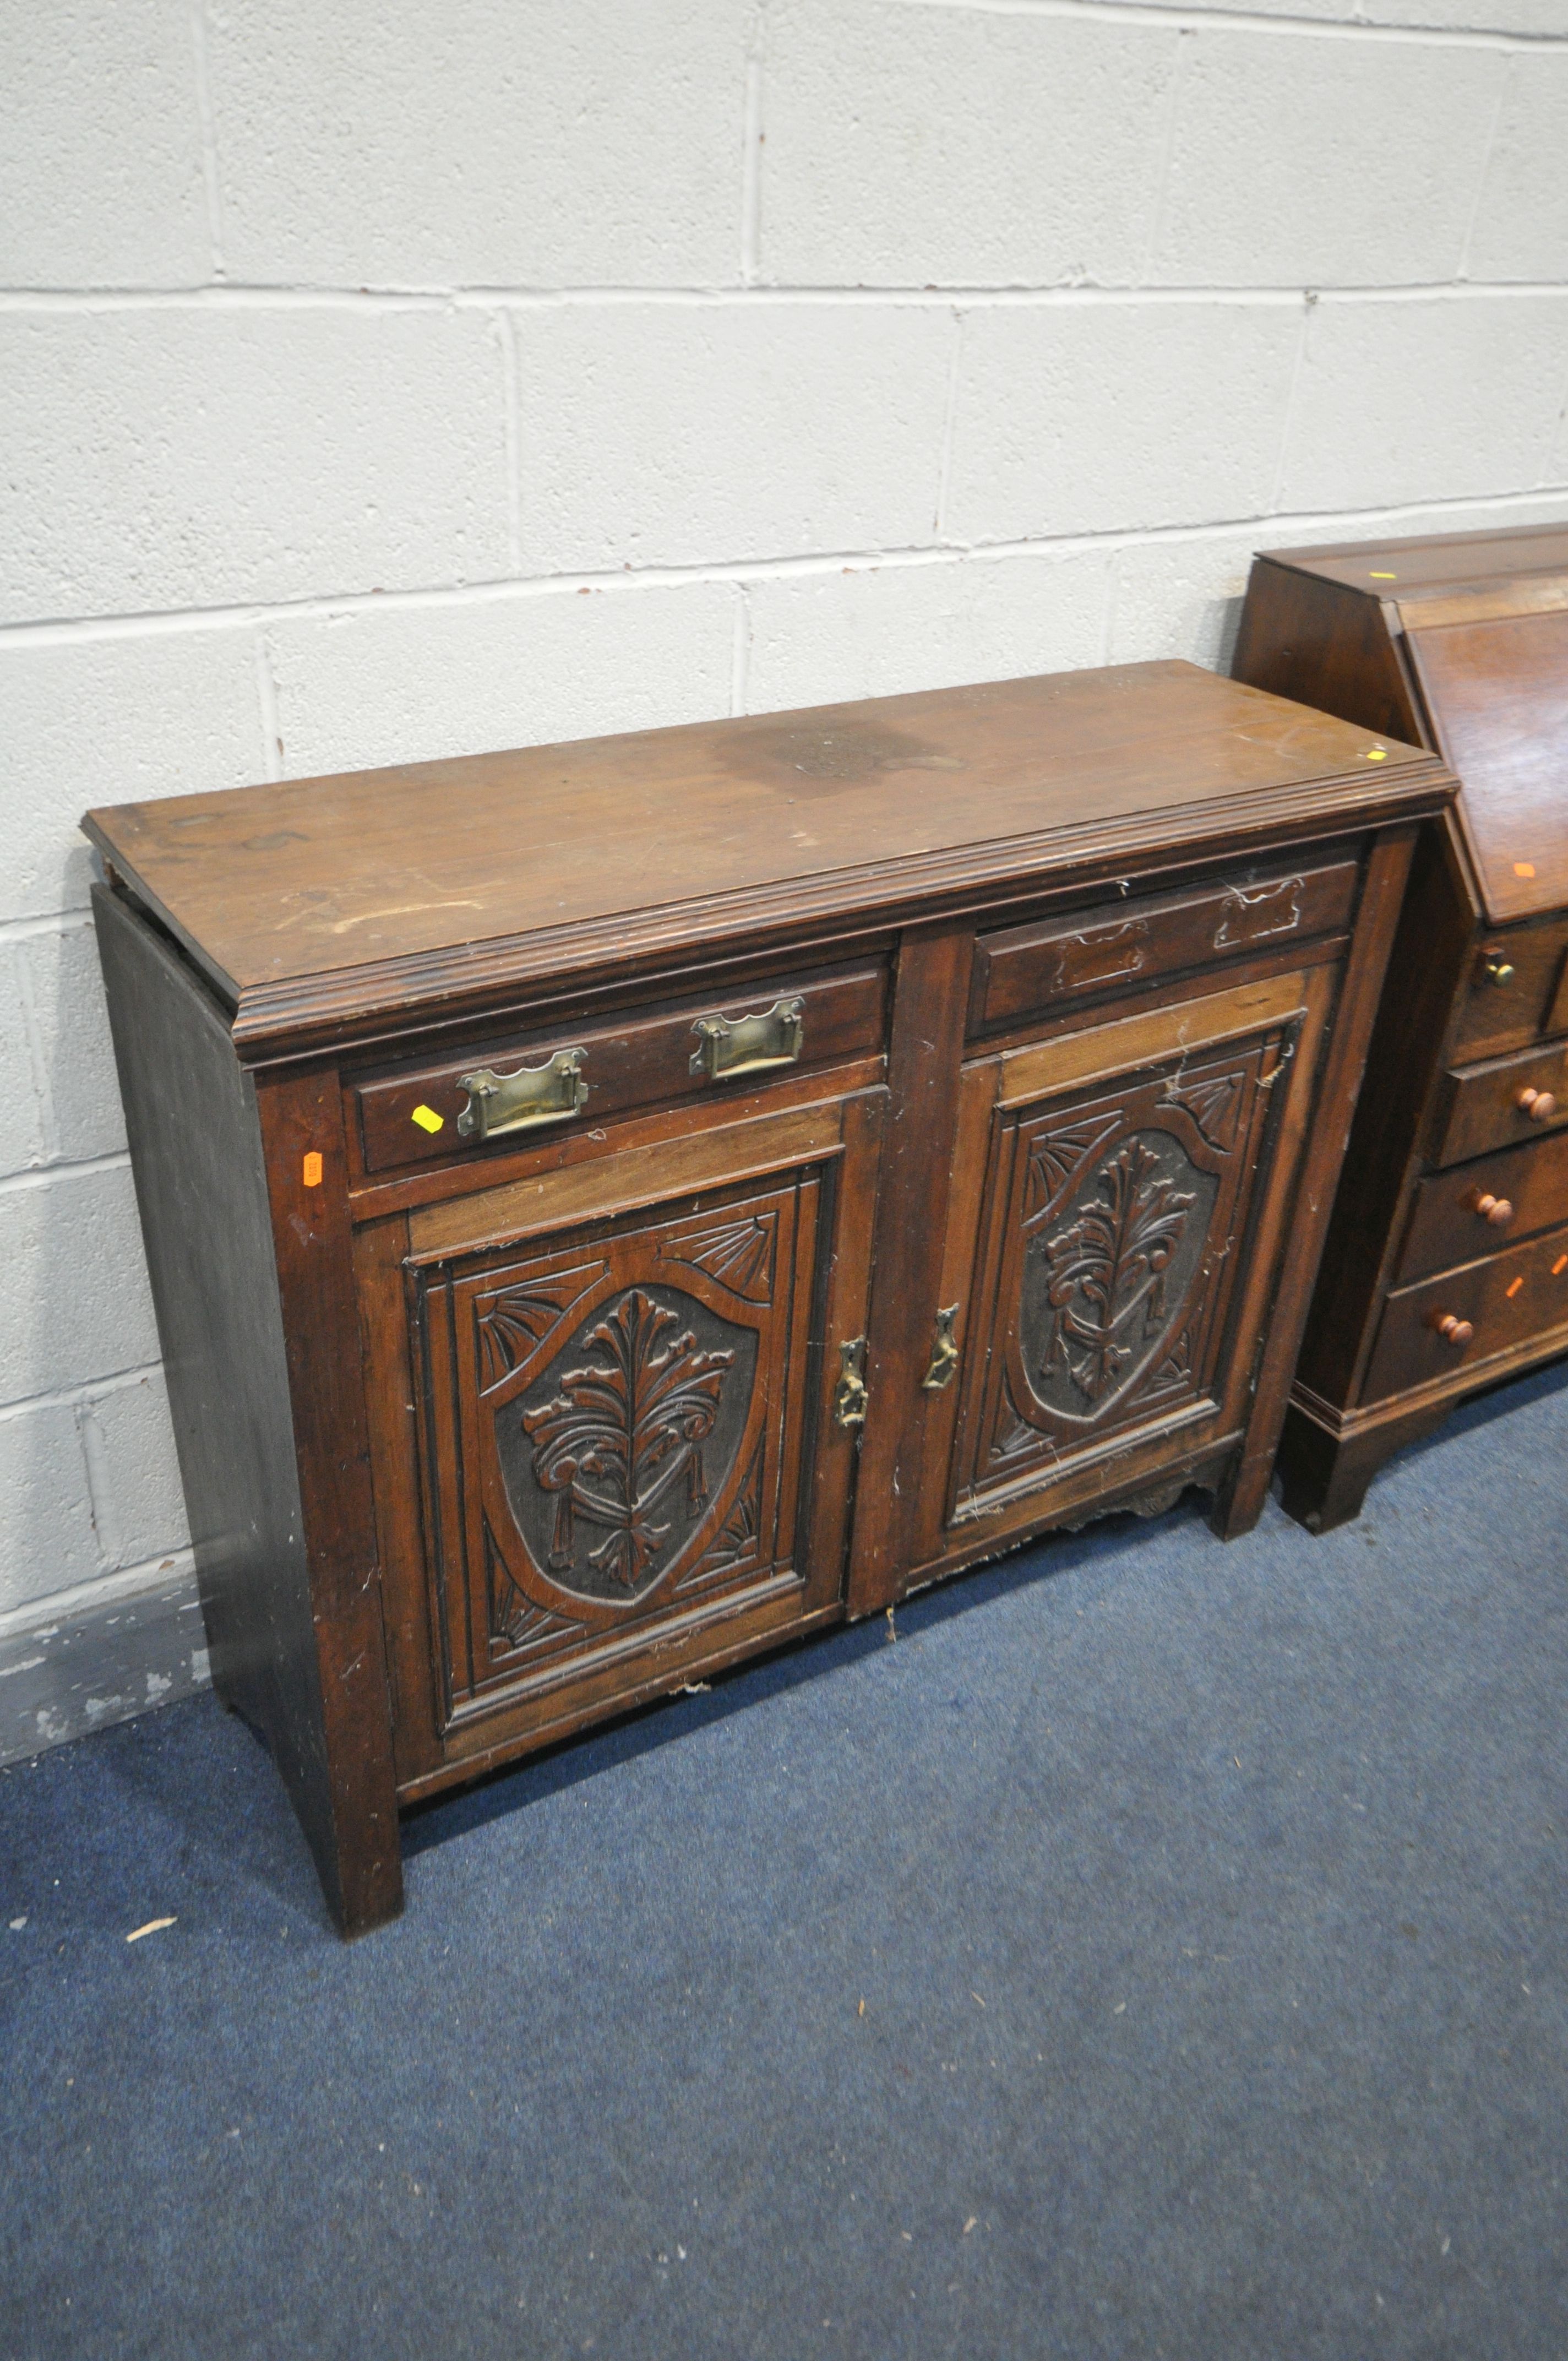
[498,1285,758,1607]
[1021,1131,1217,1423]
[950,1028,1294,1519]
[412,1177,819,1721]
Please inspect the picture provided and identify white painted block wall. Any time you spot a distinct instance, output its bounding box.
[2,0,1566,1675]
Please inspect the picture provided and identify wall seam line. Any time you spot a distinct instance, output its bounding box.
[5,483,1568,648]
[188,0,227,281]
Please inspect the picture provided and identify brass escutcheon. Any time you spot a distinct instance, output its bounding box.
[833,1337,869,1430]
[921,1304,961,1391]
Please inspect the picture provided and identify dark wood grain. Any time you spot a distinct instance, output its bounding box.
[1210,827,1417,1538]
[1430,1035,1568,1168]
[1365,1218,1568,1402]
[92,889,402,1933]
[968,856,1358,1035]
[253,1069,402,1932]
[86,662,1427,1058]
[352,958,886,1175]
[1397,1125,1568,1285]
[88,658,1453,1927]
[1404,609,1568,927]
[1241,521,1568,1530]
[1232,557,1422,749]
[847,921,976,1617]
[1449,913,1568,1062]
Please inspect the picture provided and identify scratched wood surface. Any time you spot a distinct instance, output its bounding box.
[85,661,1420,1041]
[1235,520,1568,1535]
[90,657,1456,1927]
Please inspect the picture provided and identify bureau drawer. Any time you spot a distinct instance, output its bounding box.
[1365,1218,1568,1401]
[352,960,887,1173]
[1450,916,1568,1063]
[1430,1035,1568,1169]
[968,856,1358,1035]
[1397,1126,1568,1286]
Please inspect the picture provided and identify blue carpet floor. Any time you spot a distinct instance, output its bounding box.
[3,1367,1566,2361]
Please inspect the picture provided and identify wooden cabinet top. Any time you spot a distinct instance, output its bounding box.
[85,658,1445,1057]
[1250,525,1568,928]
[1256,520,1568,603]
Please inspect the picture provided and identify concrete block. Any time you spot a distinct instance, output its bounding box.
[209,0,748,288]
[0,1,209,288]
[513,302,956,573]
[0,944,46,1181]
[265,580,735,781]
[1108,528,1265,676]
[945,302,1300,545]
[0,1167,160,1407]
[1468,58,1568,283]
[22,923,127,1166]
[81,1373,189,1571]
[0,626,263,922]
[1153,32,1499,289]
[1278,296,1568,515]
[0,1403,100,1614]
[742,548,1113,713]
[761,0,1175,288]
[0,308,510,624]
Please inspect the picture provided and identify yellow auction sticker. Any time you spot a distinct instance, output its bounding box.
[412,1104,444,1134]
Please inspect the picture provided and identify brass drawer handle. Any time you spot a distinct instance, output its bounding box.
[691,995,805,1082]
[457,1047,589,1141]
[921,1304,961,1391]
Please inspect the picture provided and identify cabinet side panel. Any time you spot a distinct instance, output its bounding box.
[1232,560,1423,749]
[91,886,390,1928]
[1291,827,1470,1410]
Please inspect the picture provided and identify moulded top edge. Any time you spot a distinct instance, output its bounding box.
[84,661,1444,1045]
[214,760,1455,1065]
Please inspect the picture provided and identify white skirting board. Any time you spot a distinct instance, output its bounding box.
[0,1563,210,1767]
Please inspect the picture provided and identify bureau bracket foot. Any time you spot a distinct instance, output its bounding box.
[1276,1392,1453,1535]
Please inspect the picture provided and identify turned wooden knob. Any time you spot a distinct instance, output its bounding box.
[1431,1312,1473,1347]
[1483,952,1516,987]
[1517,1086,1556,1122]
[1475,1193,1514,1227]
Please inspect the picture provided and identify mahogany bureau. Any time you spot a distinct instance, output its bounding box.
[85,661,1450,1932]
[1233,523,1568,1530]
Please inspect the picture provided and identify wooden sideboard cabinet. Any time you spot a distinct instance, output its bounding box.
[1233,522,1568,1531]
[85,661,1450,1931]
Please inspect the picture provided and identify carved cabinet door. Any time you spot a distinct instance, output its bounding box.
[908,968,1334,1571]
[364,1091,883,1780]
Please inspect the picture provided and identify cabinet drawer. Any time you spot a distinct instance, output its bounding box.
[1397,1126,1568,1286]
[969,857,1358,1035]
[1430,1035,1568,1169]
[1365,1218,1568,1401]
[352,960,887,1173]
[1450,916,1568,1063]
